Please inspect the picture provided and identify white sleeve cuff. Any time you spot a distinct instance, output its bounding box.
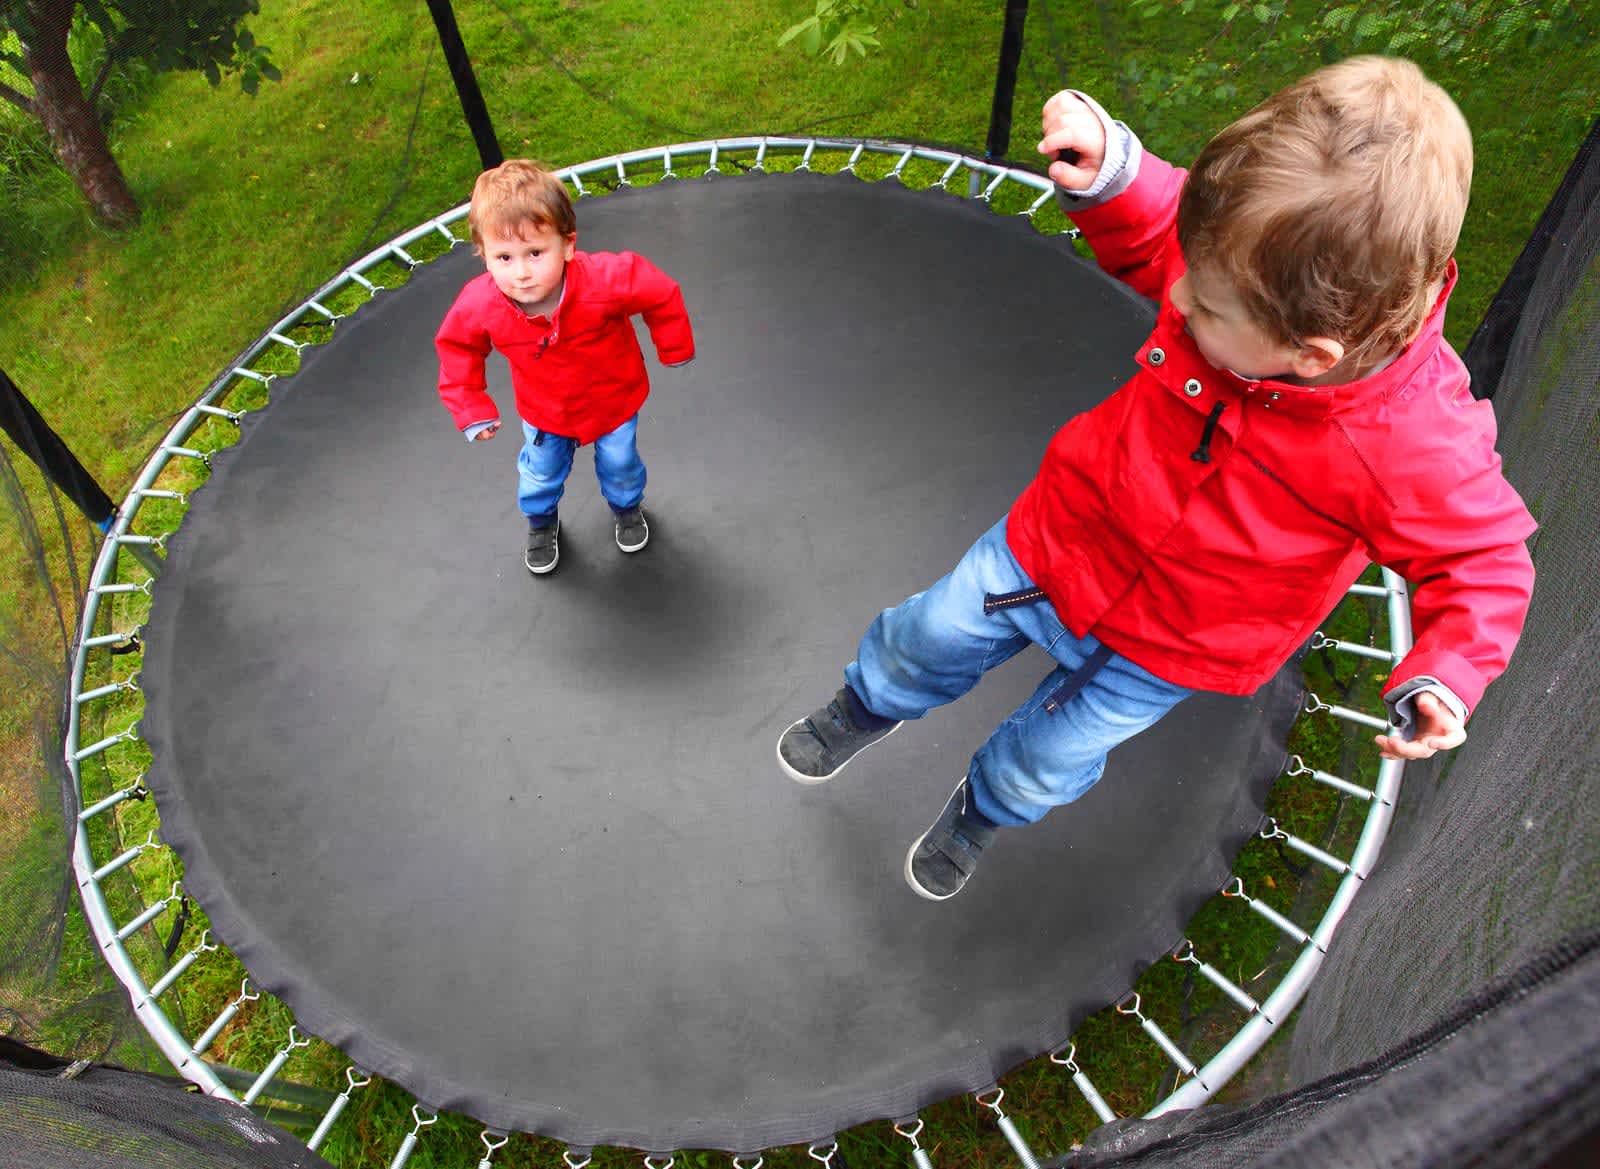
[1053,90,1143,211]
[463,420,498,442]
[1384,677,1469,738]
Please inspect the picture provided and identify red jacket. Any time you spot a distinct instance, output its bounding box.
[435,250,695,444]
[1006,154,1535,712]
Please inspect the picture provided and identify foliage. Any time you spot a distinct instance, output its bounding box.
[777,0,919,64]
[0,0,278,102]
[1123,0,1591,110]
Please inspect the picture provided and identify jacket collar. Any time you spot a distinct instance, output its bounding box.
[1140,260,1458,421]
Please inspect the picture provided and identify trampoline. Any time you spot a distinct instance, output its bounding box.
[67,142,1410,1160]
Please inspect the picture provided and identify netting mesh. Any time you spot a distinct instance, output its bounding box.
[1285,117,1600,1077]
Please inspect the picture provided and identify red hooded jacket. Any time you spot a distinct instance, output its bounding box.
[1006,153,1535,712]
[435,250,695,444]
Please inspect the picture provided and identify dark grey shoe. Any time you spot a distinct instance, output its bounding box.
[525,520,559,575]
[776,689,901,785]
[614,506,649,552]
[905,779,995,901]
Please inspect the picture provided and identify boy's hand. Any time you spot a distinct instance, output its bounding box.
[473,421,501,442]
[1374,691,1467,761]
[1038,91,1107,191]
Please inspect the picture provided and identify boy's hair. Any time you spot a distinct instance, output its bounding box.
[467,159,577,250]
[1176,56,1472,365]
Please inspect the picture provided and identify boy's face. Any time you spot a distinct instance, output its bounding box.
[1170,263,1304,381]
[481,220,575,313]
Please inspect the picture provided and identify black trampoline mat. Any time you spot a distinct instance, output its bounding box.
[140,172,1301,1150]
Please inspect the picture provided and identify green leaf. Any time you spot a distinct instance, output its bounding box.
[801,20,823,55]
[1222,3,1241,20]
[1354,10,1384,38]
[777,16,818,47]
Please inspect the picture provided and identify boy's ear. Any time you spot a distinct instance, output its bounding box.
[1291,336,1346,379]
[563,232,577,261]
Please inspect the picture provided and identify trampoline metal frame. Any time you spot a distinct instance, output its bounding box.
[63,137,1413,1165]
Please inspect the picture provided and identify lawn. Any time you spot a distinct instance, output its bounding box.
[1,1,1595,1166]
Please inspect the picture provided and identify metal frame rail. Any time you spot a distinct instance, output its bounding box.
[63,137,1410,1168]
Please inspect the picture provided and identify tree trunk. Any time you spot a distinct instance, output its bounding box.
[24,0,141,228]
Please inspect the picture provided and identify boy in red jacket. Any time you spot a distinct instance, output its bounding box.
[435,160,695,574]
[777,57,1536,901]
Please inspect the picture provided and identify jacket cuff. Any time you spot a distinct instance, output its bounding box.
[1384,648,1485,721]
[462,419,499,442]
[1052,91,1142,213]
[1383,676,1469,739]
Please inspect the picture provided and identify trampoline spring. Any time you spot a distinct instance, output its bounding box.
[1309,630,1398,663]
[78,778,147,822]
[390,244,420,270]
[308,1067,372,1152]
[1223,878,1322,952]
[243,1025,311,1106]
[843,143,866,173]
[1302,691,1390,732]
[84,627,145,648]
[1022,189,1054,218]
[894,1118,935,1169]
[267,330,308,352]
[644,1154,676,1169]
[889,147,914,179]
[144,929,216,1003]
[305,296,343,321]
[978,170,1008,203]
[90,579,153,597]
[1172,940,1273,1022]
[752,139,770,173]
[229,366,275,386]
[975,1089,1041,1169]
[616,158,634,185]
[562,1148,595,1169]
[1284,754,1382,804]
[73,724,140,763]
[160,444,212,468]
[75,676,140,706]
[194,404,242,425]
[732,1154,765,1169]
[347,269,384,295]
[113,883,179,944]
[476,1128,510,1167]
[1260,819,1351,876]
[192,978,259,1058]
[386,1103,438,1169]
[1049,1044,1117,1125]
[934,157,964,189]
[1115,995,1204,1086]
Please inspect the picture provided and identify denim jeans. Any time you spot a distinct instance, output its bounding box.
[516,415,646,522]
[845,518,1192,827]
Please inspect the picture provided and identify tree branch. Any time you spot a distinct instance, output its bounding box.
[0,78,36,116]
[87,45,116,105]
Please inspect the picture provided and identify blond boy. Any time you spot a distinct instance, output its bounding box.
[777,58,1535,901]
[436,161,695,573]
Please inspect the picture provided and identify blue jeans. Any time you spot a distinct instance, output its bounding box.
[845,518,1192,827]
[516,416,646,522]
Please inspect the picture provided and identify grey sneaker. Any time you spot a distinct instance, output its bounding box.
[904,779,996,901]
[524,520,559,575]
[776,688,901,784]
[614,506,649,552]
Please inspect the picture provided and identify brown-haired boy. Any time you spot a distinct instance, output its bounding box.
[777,57,1536,901]
[436,160,695,574]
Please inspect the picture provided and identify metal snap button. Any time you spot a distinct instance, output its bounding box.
[1183,378,1202,397]
[1148,347,1165,366]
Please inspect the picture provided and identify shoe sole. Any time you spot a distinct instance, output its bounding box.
[615,514,649,553]
[775,717,900,786]
[525,522,560,575]
[903,779,969,901]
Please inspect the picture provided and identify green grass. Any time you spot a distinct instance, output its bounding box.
[3,1,1596,1165]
